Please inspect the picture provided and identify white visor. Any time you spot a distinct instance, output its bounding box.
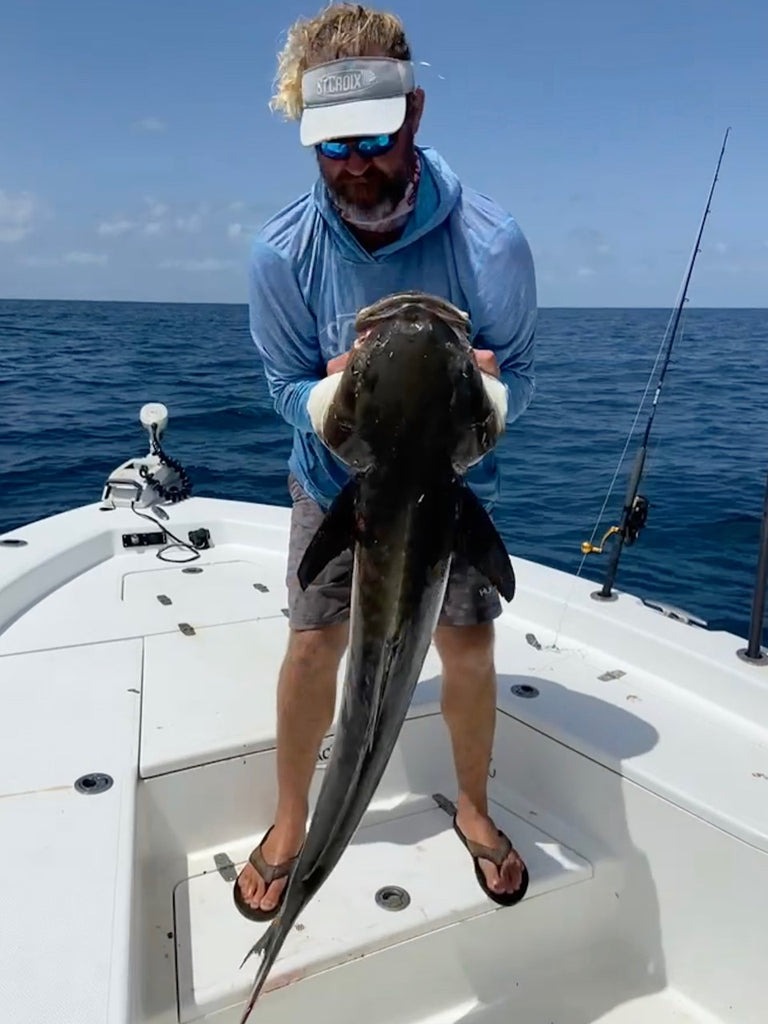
[300,57,415,147]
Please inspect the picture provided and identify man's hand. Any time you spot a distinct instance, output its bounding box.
[326,352,351,375]
[473,349,500,378]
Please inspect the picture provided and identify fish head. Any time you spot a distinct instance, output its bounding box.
[314,291,507,475]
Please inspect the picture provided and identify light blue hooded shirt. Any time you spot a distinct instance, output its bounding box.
[249,146,537,511]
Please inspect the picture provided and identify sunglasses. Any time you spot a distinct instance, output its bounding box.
[316,133,398,161]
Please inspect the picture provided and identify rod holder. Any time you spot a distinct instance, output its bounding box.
[737,470,768,666]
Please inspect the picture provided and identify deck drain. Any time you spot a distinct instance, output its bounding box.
[0,538,27,547]
[511,683,539,699]
[375,885,410,911]
[182,567,204,574]
[74,773,113,795]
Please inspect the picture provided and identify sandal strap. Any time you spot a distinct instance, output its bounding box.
[463,830,512,868]
[248,839,300,886]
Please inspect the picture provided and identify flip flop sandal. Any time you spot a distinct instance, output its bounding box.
[453,816,529,907]
[233,826,301,922]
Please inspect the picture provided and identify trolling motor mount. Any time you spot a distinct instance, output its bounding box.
[101,403,192,509]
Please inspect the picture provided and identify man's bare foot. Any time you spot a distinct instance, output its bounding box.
[236,821,305,914]
[455,807,526,897]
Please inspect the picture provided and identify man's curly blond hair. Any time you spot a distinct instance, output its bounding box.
[271,3,411,121]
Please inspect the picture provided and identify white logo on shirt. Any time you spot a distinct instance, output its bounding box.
[323,313,358,355]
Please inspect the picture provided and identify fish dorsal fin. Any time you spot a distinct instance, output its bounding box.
[296,481,357,590]
[456,486,516,601]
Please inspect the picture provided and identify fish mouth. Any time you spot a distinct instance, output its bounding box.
[355,291,472,341]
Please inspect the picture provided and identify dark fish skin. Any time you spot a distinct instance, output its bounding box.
[238,292,515,1021]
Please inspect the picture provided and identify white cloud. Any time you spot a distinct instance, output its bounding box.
[64,250,107,265]
[144,198,168,218]
[134,117,166,133]
[1,226,33,243]
[229,200,246,213]
[175,213,203,233]
[97,218,135,237]
[0,189,38,243]
[19,250,107,267]
[18,255,58,267]
[159,258,237,272]
[227,220,263,244]
[577,266,596,278]
[97,202,208,240]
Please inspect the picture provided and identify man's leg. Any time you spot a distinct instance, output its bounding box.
[237,623,346,912]
[236,474,352,913]
[435,564,526,898]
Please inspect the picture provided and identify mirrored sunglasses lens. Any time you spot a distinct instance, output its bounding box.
[320,141,350,159]
[357,134,394,156]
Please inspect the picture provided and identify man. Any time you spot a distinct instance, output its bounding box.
[236,3,537,921]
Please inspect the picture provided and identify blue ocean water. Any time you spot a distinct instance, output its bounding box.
[1,299,766,644]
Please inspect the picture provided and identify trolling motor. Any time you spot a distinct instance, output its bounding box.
[101,402,192,509]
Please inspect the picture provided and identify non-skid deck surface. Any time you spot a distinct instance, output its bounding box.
[174,801,591,1022]
[414,991,725,1024]
[0,547,288,655]
[590,993,724,1024]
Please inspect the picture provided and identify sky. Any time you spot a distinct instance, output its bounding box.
[1,0,766,306]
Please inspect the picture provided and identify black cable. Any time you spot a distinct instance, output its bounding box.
[138,424,193,504]
[130,504,201,563]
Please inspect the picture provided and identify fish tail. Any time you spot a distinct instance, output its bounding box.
[237,917,286,1023]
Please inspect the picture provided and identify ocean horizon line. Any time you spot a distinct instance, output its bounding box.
[2,297,766,312]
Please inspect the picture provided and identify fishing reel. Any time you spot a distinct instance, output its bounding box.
[581,494,649,555]
[624,494,649,545]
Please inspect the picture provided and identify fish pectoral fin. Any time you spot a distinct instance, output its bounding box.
[296,480,357,590]
[456,486,516,601]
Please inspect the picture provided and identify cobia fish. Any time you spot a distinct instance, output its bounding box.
[237,291,516,1020]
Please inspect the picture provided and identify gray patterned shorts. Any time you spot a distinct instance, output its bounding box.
[285,474,502,631]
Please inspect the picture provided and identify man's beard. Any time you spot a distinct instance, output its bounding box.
[321,141,418,229]
[328,165,411,224]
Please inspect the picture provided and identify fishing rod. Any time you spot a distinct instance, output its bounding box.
[582,127,731,600]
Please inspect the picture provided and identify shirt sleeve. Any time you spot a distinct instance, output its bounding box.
[248,239,323,434]
[472,218,537,426]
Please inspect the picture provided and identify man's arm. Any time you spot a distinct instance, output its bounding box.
[472,218,537,427]
[249,239,324,434]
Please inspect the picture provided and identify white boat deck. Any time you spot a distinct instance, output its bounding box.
[1,496,767,1023]
[178,802,591,1022]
